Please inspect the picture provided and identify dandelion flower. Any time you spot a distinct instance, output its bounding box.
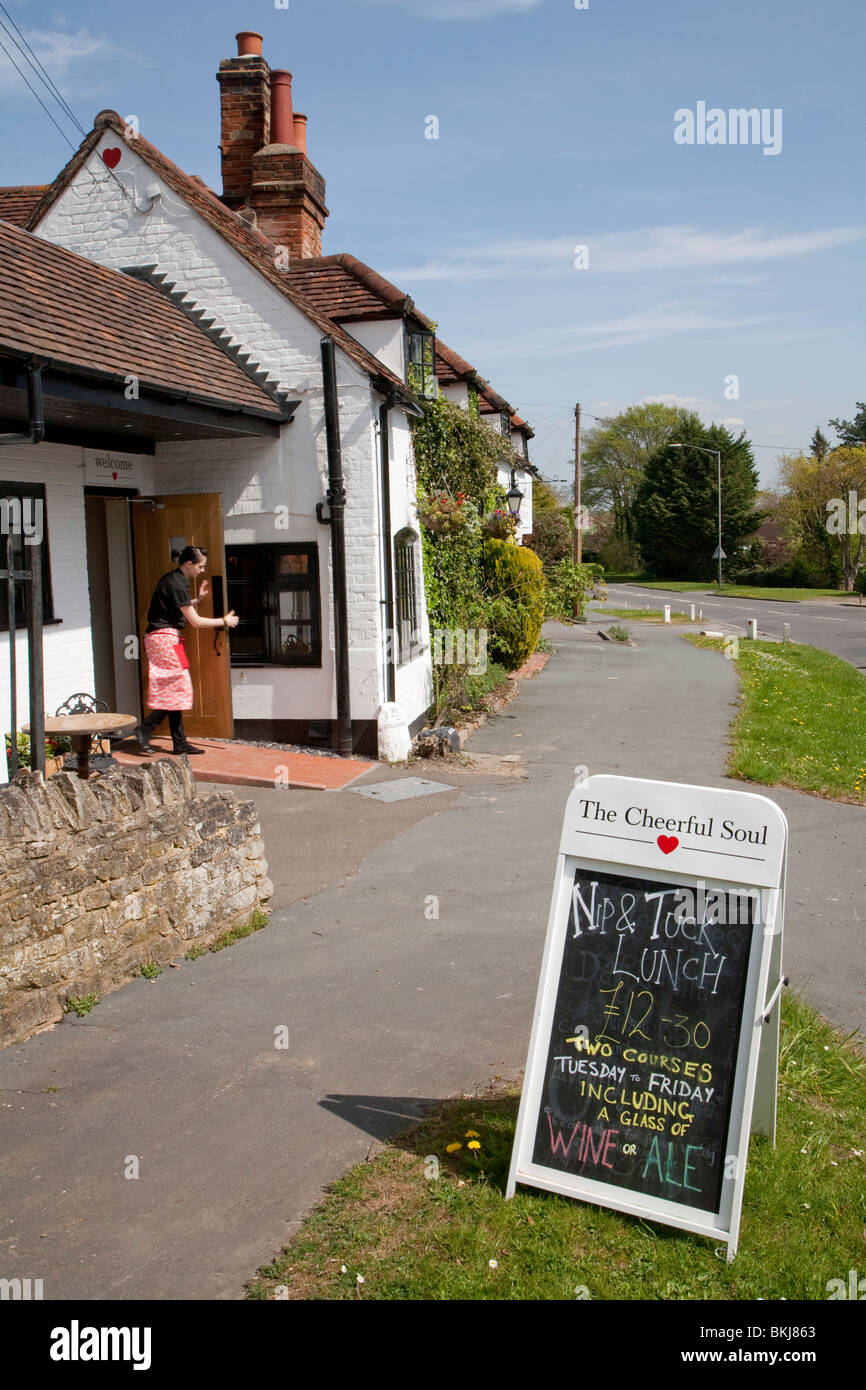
[468,1140,481,1151]
[465,1130,480,1138]
[446,1142,462,1153]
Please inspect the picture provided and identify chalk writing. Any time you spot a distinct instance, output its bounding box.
[531,867,754,1212]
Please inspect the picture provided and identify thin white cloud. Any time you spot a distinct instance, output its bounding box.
[0,28,120,97]
[383,224,865,284]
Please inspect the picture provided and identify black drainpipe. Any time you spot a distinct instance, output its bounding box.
[379,394,397,704]
[0,362,45,445]
[316,339,353,755]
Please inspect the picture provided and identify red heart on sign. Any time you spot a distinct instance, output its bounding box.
[112,471,118,480]
[657,835,679,855]
[102,148,121,169]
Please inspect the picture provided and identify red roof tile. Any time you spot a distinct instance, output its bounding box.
[0,186,48,227]
[287,254,434,326]
[0,220,287,417]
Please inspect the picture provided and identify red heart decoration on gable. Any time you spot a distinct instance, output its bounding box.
[657,835,679,855]
[112,471,118,480]
[102,148,121,169]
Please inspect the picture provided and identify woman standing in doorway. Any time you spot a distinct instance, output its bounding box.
[136,545,239,755]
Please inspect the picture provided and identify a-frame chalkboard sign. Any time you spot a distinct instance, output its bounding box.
[506,775,788,1261]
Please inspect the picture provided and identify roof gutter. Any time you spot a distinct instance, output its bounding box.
[0,347,293,423]
[0,361,44,446]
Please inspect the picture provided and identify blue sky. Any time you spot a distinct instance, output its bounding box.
[1,0,863,486]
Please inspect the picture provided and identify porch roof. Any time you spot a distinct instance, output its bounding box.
[0,220,295,441]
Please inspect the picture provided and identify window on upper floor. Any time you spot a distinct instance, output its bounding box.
[406,330,437,401]
[0,482,54,631]
[225,543,321,666]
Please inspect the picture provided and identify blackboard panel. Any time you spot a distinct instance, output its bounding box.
[530,867,755,1215]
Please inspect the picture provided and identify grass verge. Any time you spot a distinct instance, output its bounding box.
[246,991,864,1301]
[602,575,850,601]
[687,637,866,803]
[596,606,692,625]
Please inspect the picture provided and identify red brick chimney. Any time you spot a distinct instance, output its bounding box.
[217,32,271,208]
[217,33,328,258]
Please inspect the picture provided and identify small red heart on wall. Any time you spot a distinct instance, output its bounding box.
[102,148,121,169]
[657,835,679,855]
[112,472,118,480]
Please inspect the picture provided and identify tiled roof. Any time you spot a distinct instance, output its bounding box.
[25,114,415,403]
[0,220,289,418]
[0,186,49,227]
[287,254,434,328]
[435,340,476,385]
[285,256,533,434]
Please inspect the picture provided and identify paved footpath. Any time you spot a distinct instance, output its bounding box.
[1,622,862,1300]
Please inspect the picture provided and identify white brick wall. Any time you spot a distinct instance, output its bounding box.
[36,136,434,735]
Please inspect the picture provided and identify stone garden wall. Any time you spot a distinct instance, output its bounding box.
[0,758,273,1048]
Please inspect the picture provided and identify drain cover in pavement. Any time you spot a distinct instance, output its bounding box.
[350,777,455,802]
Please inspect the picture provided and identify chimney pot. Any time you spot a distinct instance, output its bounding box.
[236,31,263,57]
[270,69,294,145]
[292,113,308,154]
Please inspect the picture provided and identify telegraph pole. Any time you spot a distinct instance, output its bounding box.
[573,402,582,565]
[572,402,582,619]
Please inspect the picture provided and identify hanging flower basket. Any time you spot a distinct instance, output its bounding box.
[418,492,472,535]
[482,509,518,540]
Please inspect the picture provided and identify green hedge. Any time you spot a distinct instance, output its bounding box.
[483,539,546,669]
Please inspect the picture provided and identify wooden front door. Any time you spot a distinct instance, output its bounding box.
[132,493,233,739]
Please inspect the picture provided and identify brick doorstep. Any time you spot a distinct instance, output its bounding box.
[113,739,374,791]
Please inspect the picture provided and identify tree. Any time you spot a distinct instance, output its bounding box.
[829,403,866,448]
[634,421,764,579]
[580,402,695,569]
[530,509,572,567]
[531,477,561,515]
[778,447,866,591]
[811,427,830,461]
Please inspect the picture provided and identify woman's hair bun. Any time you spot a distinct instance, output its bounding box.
[178,546,207,565]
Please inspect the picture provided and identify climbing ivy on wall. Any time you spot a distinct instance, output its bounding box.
[412,396,516,633]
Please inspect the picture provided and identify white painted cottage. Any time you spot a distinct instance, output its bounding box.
[0,29,537,770]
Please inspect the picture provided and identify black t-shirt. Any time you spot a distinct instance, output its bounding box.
[146,569,192,632]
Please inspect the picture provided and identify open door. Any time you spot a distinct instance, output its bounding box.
[132,493,233,739]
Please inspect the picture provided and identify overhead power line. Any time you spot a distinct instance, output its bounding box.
[0,3,86,137]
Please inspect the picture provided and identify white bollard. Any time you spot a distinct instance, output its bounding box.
[783,623,790,644]
[746,619,757,640]
[690,604,696,621]
[663,604,671,624]
[699,609,703,620]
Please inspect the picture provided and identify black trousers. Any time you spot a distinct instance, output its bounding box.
[140,709,187,747]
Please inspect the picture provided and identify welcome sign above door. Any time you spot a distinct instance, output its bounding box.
[83,449,147,489]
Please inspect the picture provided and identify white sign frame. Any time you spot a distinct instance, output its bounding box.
[506,775,788,1261]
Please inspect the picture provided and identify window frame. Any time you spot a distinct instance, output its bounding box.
[225,542,321,668]
[394,528,420,666]
[405,329,438,401]
[0,481,55,632]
